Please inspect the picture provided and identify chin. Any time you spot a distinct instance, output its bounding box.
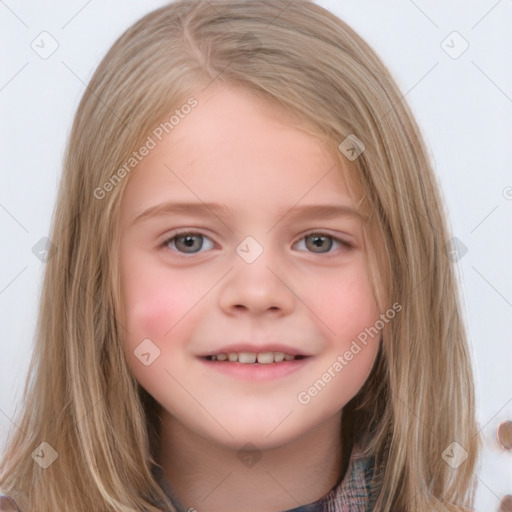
[203,409,323,452]
[208,426,301,452]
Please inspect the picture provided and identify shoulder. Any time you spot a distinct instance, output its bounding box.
[0,494,20,511]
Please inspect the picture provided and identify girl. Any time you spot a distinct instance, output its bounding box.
[0,1,481,510]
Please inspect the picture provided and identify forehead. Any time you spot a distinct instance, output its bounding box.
[120,83,363,219]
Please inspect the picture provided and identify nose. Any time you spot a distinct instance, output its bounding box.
[217,244,297,316]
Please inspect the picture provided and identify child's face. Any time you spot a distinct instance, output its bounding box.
[118,83,381,449]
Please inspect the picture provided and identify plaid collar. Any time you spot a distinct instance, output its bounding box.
[0,445,375,512]
[153,443,376,512]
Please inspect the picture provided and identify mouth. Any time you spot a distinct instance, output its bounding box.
[197,347,313,381]
[201,351,309,364]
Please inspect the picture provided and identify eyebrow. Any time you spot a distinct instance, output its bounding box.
[130,201,366,227]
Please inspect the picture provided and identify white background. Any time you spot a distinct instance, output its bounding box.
[1,1,511,510]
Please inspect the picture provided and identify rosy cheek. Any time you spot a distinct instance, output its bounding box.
[319,278,378,344]
[123,275,182,342]
[145,297,178,338]
[323,275,373,315]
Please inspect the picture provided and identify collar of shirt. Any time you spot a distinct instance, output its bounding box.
[152,443,376,512]
[0,445,376,512]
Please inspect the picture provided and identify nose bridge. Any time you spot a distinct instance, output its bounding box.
[217,234,296,314]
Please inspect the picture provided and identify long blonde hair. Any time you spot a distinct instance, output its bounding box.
[0,1,481,510]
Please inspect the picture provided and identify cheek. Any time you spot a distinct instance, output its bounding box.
[311,264,378,337]
[297,269,380,413]
[119,259,192,392]
[128,292,179,342]
[120,253,215,349]
[120,253,185,345]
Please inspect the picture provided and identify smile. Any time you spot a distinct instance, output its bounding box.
[203,351,308,363]
[198,352,312,381]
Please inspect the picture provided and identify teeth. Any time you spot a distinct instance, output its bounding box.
[274,352,285,362]
[239,352,257,364]
[208,351,301,363]
[256,352,274,364]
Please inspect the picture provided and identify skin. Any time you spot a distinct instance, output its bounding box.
[118,83,381,512]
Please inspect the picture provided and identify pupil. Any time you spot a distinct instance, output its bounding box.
[307,234,332,252]
[178,234,201,252]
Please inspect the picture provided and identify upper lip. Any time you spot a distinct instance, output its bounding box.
[198,343,313,357]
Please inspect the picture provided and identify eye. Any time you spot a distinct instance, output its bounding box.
[162,231,214,254]
[294,232,352,254]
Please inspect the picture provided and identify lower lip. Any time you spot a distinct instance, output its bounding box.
[198,357,312,381]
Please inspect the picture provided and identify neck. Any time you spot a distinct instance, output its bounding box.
[158,413,345,512]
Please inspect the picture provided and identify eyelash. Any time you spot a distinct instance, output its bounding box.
[160,229,353,257]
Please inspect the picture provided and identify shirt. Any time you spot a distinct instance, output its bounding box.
[152,443,376,512]
[0,444,376,511]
